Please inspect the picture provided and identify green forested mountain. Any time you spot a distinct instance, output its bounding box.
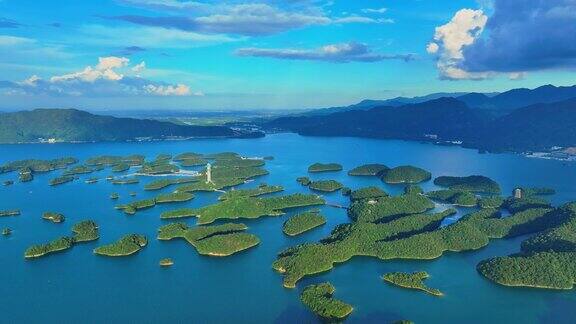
[0,109,252,143]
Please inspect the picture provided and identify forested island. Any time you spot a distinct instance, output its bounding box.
[383,271,443,296]
[308,163,343,173]
[94,234,147,257]
[25,220,99,258]
[158,223,259,256]
[300,282,353,320]
[283,211,326,236]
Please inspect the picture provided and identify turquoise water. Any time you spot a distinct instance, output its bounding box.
[1,133,575,324]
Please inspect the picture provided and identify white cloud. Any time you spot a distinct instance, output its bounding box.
[362,7,388,14]
[427,9,490,80]
[1,56,199,97]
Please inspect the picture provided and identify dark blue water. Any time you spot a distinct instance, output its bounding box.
[1,134,575,324]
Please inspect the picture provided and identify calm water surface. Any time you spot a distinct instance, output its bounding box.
[1,134,575,324]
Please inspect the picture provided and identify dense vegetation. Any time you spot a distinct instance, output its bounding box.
[94,234,148,257]
[49,175,75,186]
[478,203,576,289]
[0,157,77,174]
[426,190,478,207]
[116,192,194,215]
[42,212,65,223]
[283,211,326,236]
[144,177,198,191]
[382,166,431,184]
[0,210,20,217]
[25,220,99,258]
[161,193,325,224]
[348,164,389,176]
[434,175,501,193]
[218,184,283,201]
[479,196,504,209]
[273,189,558,288]
[383,271,443,296]
[158,223,259,256]
[350,186,388,202]
[300,283,353,320]
[111,177,140,185]
[308,163,343,173]
[0,108,247,143]
[308,180,343,192]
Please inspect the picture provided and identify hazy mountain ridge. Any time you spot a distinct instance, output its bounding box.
[0,109,259,143]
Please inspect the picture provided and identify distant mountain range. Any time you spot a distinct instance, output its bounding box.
[266,84,576,153]
[0,109,261,143]
[307,84,576,116]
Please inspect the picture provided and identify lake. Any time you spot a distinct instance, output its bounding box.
[1,133,575,324]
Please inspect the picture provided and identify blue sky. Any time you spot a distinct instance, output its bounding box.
[0,0,575,110]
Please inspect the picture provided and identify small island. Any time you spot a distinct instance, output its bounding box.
[25,237,74,258]
[49,175,75,186]
[144,177,198,191]
[308,180,344,192]
[308,163,343,173]
[3,180,14,186]
[300,282,353,320]
[350,186,388,202]
[94,234,147,257]
[383,271,443,296]
[159,258,174,267]
[348,164,389,176]
[0,210,20,217]
[72,220,99,242]
[161,193,325,224]
[111,177,140,185]
[297,177,311,186]
[42,212,65,223]
[434,175,501,194]
[85,177,99,184]
[2,228,12,236]
[381,166,431,184]
[158,222,260,256]
[110,193,119,200]
[283,211,326,236]
[218,184,283,201]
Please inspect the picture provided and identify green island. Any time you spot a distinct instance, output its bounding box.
[214,157,265,168]
[116,192,194,215]
[63,165,93,176]
[85,177,99,184]
[174,164,268,193]
[341,187,352,196]
[2,228,12,236]
[72,220,99,242]
[110,193,119,200]
[503,196,551,213]
[25,220,98,258]
[426,189,478,207]
[383,271,443,296]
[174,152,208,167]
[308,163,343,173]
[434,175,501,193]
[111,163,130,172]
[19,168,33,182]
[381,166,431,184]
[161,193,325,224]
[94,234,148,257]
[283,211,326,236]
[300,282,353,320]
[158,222,260,256]
[144,177,199,191]
[111,177,140,185]
[520,187,557,197]
[308,180,344,192]
[477,203,576,290]
[272,189,559,288]
[0,210,20,217]
[297,177,311,186]
[129,192,137,197]
[138,161,179,175]
[218,184,284,201]
[86,155,144,168]
[3,180,14,186]
[159,258,174,267]
[42,212,65,223]
[1,157,77,174]
[49,175,75,186]
[350,186,388,202]
[348,164,389,176]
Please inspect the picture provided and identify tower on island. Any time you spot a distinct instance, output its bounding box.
[206,163,214,184]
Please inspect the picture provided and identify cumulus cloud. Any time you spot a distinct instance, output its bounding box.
[113,2,389,36]
[0,56,200,97]
[236,42,415,63]
[462,0,576,73]
[427,9,489,80]
[429,0,576,80]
